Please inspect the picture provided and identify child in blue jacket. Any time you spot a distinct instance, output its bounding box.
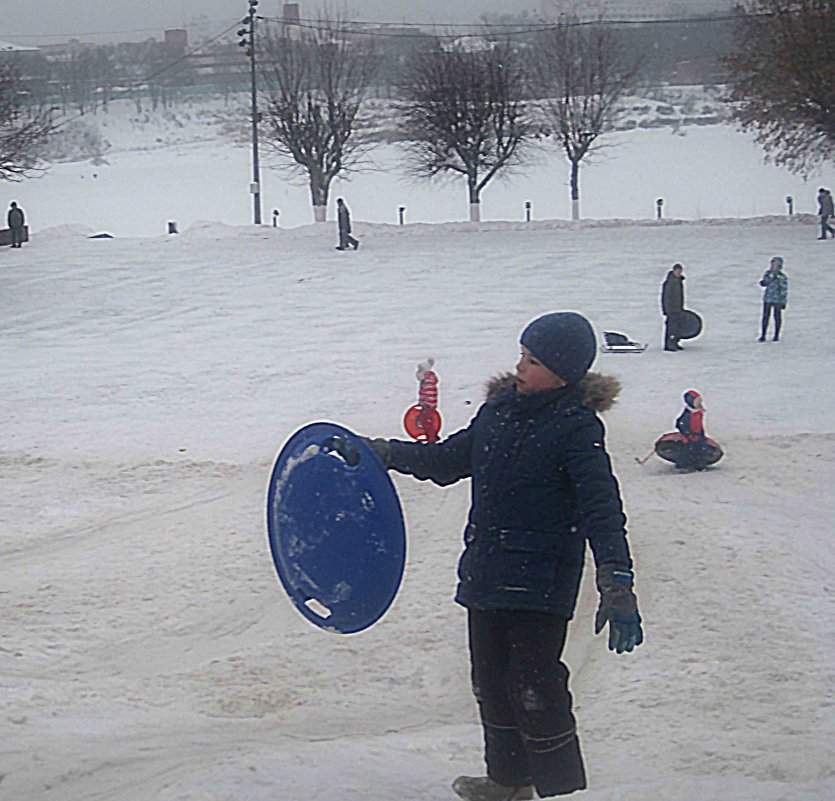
[362,312,643,801]
[758,256,789,342]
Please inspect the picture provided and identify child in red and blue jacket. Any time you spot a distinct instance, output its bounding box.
[674,389,710,470]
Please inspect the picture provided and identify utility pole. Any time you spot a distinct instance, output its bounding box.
[238,0,262,224]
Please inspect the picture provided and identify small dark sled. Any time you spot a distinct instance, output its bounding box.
[600,331,648,353]
[654,431,723,467]
[676,310,703,340]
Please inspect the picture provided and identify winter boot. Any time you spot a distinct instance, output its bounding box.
[452,776,535,801]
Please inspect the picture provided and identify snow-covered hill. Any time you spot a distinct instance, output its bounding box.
[2,209,834,801]
[2,83,834,801]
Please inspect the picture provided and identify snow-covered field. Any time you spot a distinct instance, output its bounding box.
[14,92,835,235]
[1,101,834,800]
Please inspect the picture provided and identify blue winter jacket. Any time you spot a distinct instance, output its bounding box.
[760,269,788,305]
[385,373,632,618]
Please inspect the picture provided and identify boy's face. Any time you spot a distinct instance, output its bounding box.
[515,346,566,395]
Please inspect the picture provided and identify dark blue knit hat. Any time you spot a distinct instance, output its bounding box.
[520,312,596,385]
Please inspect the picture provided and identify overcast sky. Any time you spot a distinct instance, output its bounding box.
[2,1,539,43]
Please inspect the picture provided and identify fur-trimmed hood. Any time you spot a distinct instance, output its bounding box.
[485,371,621,413]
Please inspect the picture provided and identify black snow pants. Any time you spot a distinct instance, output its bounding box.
[664,313,682,350]
[675,436,710,471]
[338,227,358,250]
[467,609,587,797]
[760,302,783,340]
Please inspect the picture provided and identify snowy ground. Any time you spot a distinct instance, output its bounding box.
[1,108,834,801]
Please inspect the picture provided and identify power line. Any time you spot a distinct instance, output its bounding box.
[4,20,235,41]
[6,8,763,48]
[256,11,745,40]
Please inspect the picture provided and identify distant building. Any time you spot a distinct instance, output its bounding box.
[443,36,494,53]
[283,3,301,24]
[35,38,97,57]
[0,39,39,53]
[164,29,189,50]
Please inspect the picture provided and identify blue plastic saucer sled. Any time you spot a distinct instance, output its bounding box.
[266,422,406,634]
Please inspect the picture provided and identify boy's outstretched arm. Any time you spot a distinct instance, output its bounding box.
[382,425,475,486]
[325,428,473,486]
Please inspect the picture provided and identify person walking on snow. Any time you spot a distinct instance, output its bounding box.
[7,201,25,248]
[352,312,643,801]
[661,262,686,351]
[758,256,788,342]
[335,197,359,251]
[817,188,834,240]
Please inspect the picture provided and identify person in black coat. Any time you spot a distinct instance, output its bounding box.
[7,201,25,248]
[360,312,643,801]
[817,188,834,240]
[660,263,685,351]
[335,197,359,251]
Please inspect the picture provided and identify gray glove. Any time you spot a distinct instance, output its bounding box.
[594,564,644,654]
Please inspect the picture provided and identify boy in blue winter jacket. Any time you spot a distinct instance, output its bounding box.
[363,312,643,801]
[758,256,789,342]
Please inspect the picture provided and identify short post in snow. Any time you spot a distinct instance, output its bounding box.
[525,201,532,223]
[272,209,280,227]
[398,206,405,225]
[167,221,178,235]
[656,198,664,220]
[785,195,793,216]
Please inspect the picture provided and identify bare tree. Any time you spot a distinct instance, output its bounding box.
[51,47,116,115]
[258,17,381,222]
[0,62,53,182]
[725,0,835,175]
[534,18,640,220]
[398,37,533,222]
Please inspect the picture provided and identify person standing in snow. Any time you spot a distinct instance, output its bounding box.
[817,188,834,240]
[660,262,686,351]
[674,389,711,471]
[758,256,788,342]
[335,197,359,251]
[350,312,643,801]
[7,201,25,248]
